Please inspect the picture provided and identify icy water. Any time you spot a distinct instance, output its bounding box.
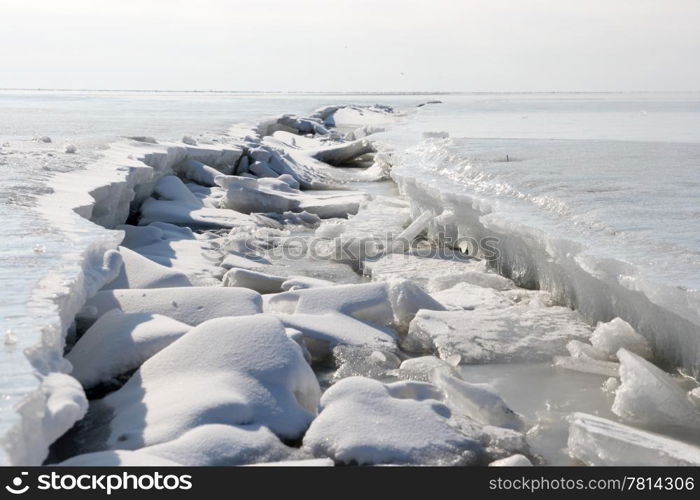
[388,92,700,370]
[2,91,700,463]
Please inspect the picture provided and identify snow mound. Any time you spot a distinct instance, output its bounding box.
[57,315,320,458]
[66,311,190,390]
[612,349,700,430]
[102,246,192,290]
[405,304,591,363]
[140,424,297,466]
[302,377,481,465]
[568,412,700,466]
[80,286,262,326]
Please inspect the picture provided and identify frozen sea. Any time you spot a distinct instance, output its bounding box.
[2,90,700,458]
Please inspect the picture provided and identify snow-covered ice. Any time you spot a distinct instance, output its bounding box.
[303,377,482,465]
[66,311,191,390]
[80,286,262,326]
[54,315,320,459]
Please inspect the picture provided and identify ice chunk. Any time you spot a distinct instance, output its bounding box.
[591,318,652,360]
[222,268,286,294]
[612,349,700,430]
[140,424,296,466]
[152,175,202,208]
[277,312,398,361]
[568,412,700,465]
[433,372,524,430]
[480,426,530,460]
[103,246,192,290]
[395,356,461,382]
[405,305,591,363]
[64,144,77,154]
[387,279,445,332]
[302,377,481,465]
[81,287,262,326]
[176,159,220,187]
[56,316,320,457]
[602,377,620,394]
[566,339,609,361]
[690,387,700,407]
[60,450,181,466]
[332,346,401,381]
[281,276,335,291]
[267,283,394,326]
[66,311,190,390]
[182,135,197,146]
[139,197,255,229]
[553,356,620,378]
[489,454,532,466]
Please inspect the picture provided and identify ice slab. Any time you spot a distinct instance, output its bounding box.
[80,287,262,326]
[405,304,591,363]
[394,355,461,382]
[66,311,190,390]
[568,412,700,466]
[276,312,398,362]
[302,377,481,465]
[612,348,700,431]
[553,356,620,378]
[222,268,286,294]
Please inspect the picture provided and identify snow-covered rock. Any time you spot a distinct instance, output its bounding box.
[568,412,700,466]
[81,286,262,326]
[612,348,700,430]
[303,377,482,465]
[591,318,653,360]
[66,311,190,389]
[58,315,320,457]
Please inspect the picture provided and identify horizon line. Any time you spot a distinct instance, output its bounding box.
[1,88,699,95]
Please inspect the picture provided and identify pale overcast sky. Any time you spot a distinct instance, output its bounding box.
[1,0,699,92]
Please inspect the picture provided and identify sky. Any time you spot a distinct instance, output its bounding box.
[1,0,699,92]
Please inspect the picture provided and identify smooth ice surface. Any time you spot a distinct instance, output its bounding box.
[81,287,262,326]
[303,377,481,465]
[55,316,320,458]
[66,311,191,389]
[405,304,591,363]
[568,412,700,466]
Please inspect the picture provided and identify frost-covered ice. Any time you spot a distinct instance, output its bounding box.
[591,318,652,360]
[405,304,591,363]
[568,413,700,466]
[303,377,481,465]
